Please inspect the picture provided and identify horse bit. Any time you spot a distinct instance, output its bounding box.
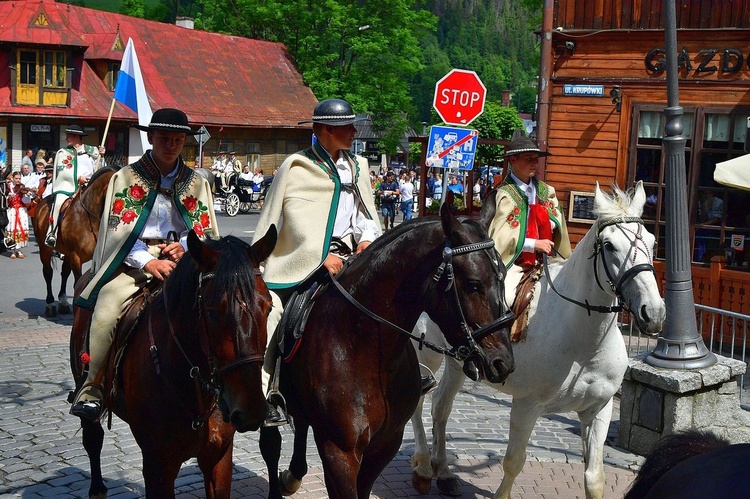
[330,238,515,362]
[544,216,655,315]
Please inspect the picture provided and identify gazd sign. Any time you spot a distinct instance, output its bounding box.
[433,69,487,126]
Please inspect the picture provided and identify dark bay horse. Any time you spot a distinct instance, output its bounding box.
[259,198,515,498]
[625,430,750,498]
[70,229,276,498]
[33,167,117,317]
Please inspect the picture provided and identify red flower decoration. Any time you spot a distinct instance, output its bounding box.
[193,222,204,236]
[122,210,137,224]
[511,220,519,228]
[513,207,520,214]
[129,185,145,200]
[80,352,90,365]
[507,214,515,222]
[183,196,198,212]
[112,199,125,214]
[200,213,210,228]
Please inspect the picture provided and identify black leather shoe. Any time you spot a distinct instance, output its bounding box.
[263,406,289,427]
[71,400,102,421]
[421,375,437,396]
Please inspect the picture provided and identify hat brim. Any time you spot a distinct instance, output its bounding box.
[298,116,367,126]
[132,124,201,135]
[504,148,551,158]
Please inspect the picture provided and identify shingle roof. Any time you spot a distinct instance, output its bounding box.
[0,0,318,128]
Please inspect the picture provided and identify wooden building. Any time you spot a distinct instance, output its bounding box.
[0,0,317,171]
[538,0,750,315]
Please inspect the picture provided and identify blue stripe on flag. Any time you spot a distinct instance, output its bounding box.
[114,72,138,114]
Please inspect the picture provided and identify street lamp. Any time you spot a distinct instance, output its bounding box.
[645,0,716,369]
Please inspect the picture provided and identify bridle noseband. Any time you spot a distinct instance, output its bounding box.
[330,238,515,362]
[544,216,656,315]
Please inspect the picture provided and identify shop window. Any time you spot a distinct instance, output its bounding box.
[246,141,260,170]
[629,106,750,268]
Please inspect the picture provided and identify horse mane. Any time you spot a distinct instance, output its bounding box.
[170,235,258,305]
[624,430,729,499]
[593,184,644,220]
[88,166,119,185]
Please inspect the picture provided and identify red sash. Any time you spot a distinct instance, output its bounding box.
[518,203,552,267]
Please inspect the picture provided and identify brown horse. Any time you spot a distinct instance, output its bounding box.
[70,229,276,498]
[33,167,117,317]
[259,195,515,498]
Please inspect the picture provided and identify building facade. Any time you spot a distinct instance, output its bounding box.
[539,0,750,315]
[0,0,317,171]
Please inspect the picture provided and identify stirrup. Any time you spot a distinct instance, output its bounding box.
[45,234,57,248]
[263,391,289,427]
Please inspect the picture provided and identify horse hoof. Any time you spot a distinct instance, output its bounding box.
[279,469,302,496]
[411,471,432,494]
[436,477,461,497]
[45,305,57,318]
[58,303,71,314]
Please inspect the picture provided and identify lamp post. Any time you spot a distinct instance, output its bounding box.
[645,0,716,369]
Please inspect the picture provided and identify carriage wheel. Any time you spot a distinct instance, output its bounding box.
[239,202,251,213]
[225,193,240,217]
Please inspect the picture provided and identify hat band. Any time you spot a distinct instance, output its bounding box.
[506,147,543,155]
[149,122,193,131]
[313,114,356,121]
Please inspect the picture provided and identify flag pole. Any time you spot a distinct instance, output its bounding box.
[97,97,117,171]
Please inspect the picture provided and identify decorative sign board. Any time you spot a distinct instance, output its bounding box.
[568,191,597,223]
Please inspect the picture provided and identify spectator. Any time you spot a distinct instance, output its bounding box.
[6,171,29,258]
[399,174,414,222]
[447,175,464,194]
[379,170,400,230]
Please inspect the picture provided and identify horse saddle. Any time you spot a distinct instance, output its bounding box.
[277,264,331,363]
[510,264,544,342]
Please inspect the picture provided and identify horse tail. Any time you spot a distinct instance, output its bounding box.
[624,430,729,499]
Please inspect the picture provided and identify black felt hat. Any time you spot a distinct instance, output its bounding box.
[299,99,366,126]
[65,125,88,136]
[504,135,550,157]
[133,108,199,134]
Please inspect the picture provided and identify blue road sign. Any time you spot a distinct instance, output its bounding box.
[425,125,478,171]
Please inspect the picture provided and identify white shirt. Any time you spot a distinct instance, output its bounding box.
[510,172,556,253]
[75,145,96,180]
[399,181,414,202]
[124,157,189,269]
[324,149,379,246]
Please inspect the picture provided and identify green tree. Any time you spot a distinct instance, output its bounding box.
[471,102,524,166]
[120,0,145,18]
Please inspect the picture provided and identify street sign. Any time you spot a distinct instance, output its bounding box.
[194,125,210,146]
[433,69,487,126]
[425,125,478,171]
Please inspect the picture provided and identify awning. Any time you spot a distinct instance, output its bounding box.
[714,154,750,191]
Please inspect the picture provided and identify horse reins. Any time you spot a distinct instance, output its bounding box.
[329,238,515,362]
[542,216,655,316]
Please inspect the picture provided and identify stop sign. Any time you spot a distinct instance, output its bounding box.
[433,69,487,126]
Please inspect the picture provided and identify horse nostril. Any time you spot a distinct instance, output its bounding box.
[641,304,650,324]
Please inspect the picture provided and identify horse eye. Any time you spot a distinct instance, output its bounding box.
[603,241,615,252]
[467,279,483,293]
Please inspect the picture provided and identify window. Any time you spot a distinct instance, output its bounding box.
[43,50,66,87]
[629,106,750,268]
[19,51,37,85]
[246,141,260,170]
[108,62,121,92]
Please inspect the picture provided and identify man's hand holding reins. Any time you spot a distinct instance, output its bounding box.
[534,239,555,255]
[324,253,344,275]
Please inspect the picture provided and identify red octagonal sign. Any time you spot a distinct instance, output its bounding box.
[433,69,487,126]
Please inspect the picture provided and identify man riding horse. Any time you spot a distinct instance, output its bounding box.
[45,125,105,248]
[70,108,218,421]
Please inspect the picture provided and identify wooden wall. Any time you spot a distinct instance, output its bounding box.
[554,0,750,30]
[544,30,750,243]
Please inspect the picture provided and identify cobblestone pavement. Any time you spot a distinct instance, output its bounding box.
[0,314,643,498]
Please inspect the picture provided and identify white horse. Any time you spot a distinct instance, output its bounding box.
[410,182,666,499]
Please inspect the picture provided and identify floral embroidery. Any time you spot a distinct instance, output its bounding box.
[506,205,522,228]
[543,199,560,218]
[183,195,213,236]
[112,183,147,226]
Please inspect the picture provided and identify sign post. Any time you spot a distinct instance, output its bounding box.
[433,69,487,126]
[194,125,210,168]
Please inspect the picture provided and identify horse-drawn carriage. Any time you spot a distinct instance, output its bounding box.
[213,174,273,216]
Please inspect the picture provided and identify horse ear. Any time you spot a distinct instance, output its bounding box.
[477,189,497,232]
[440,192,463,238]
[631,180,646,217]
[593,182,606,210]
[187,230,219,269]
[250,224,277,264]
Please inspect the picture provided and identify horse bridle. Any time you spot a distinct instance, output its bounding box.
[543,216,656,315]
[330,238,515,362]
[155,267,265,429]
